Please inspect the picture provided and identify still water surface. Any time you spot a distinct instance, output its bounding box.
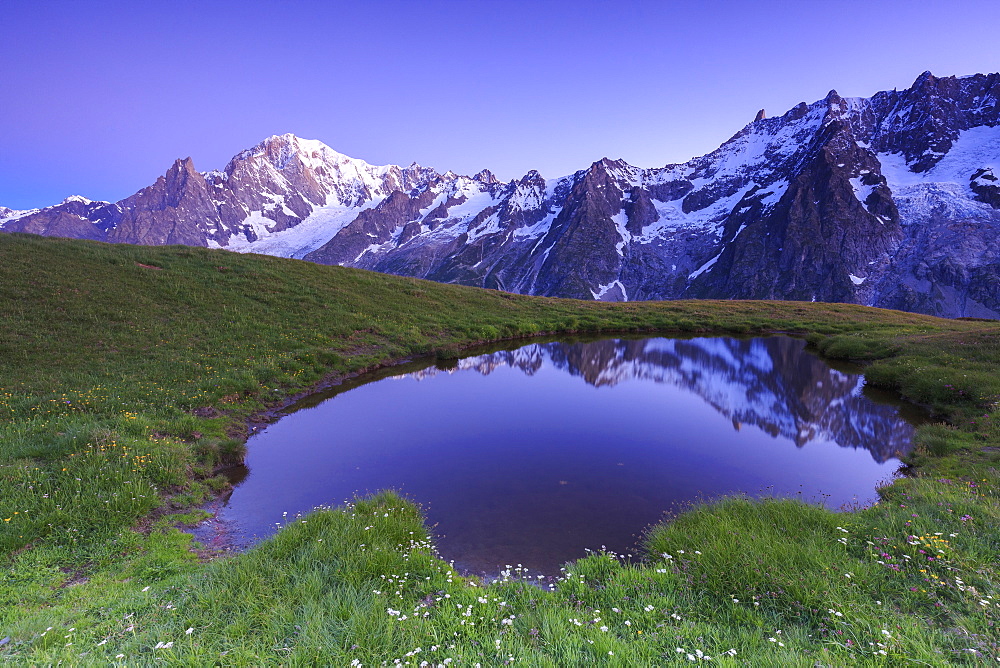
[216,336,917,575]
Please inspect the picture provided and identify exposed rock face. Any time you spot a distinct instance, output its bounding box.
[971,167,1000,207]
[3,196,120,241]
[4,72,1000,317]
[692,92,906,304]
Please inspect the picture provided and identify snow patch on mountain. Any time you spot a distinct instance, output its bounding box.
[611,210,630,255]
[261,192,297,218]
[591,279,627,301]
[757,181,788,207]
[689,252,722,280]
[62,195,93,205]
[466,212,503,242]
[878,126,1000,226]
[444,190,502,236]
[849,176,879,216]
[514,208,561,240]
[638,188,738,242]
[682,103,826,186]
[506,179,546,211]
[639,177,786,245]
[225,201,382,258]
[878,126,1000,193]
[0,207,38,228]
[893,183,994,226]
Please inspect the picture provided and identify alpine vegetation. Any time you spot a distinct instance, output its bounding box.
[1,236,999,664]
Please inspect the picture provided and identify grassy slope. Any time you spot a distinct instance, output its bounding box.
[1,233,998,665]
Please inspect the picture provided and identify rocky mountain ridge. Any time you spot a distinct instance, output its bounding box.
[4,71,999,317]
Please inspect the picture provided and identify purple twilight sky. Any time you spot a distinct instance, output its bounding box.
[2,0,999,210]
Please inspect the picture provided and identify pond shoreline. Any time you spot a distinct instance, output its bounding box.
[190,330,920,571]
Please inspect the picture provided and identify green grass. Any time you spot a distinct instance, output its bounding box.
[1,233,999,665]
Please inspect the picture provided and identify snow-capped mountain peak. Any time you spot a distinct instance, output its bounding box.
[5,71,1000,317]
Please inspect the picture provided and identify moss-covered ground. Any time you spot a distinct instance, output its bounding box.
[1,233,998,665]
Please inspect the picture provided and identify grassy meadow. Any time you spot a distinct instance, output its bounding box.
[1,232,999,665]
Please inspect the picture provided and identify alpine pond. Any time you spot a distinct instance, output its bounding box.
[212,336,917,575]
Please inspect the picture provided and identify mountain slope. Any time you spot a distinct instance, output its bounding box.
[4,71,999,317]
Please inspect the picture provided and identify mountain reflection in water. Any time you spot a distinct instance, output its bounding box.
[413,336,913,463]
[215,336,916,576]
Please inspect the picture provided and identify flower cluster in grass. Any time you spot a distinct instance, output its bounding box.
[0,431,183,552]
[644,485,1000,662]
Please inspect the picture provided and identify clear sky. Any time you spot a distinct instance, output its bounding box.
[2,0,999,210]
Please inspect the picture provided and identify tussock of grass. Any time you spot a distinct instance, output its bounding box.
[2,234,999,664]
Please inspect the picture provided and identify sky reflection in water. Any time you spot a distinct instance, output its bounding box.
[218,336,916,575]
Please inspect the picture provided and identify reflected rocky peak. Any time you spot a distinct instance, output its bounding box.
[408,337,913,463]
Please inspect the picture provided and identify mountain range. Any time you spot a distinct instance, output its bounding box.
[3,71,999,318]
